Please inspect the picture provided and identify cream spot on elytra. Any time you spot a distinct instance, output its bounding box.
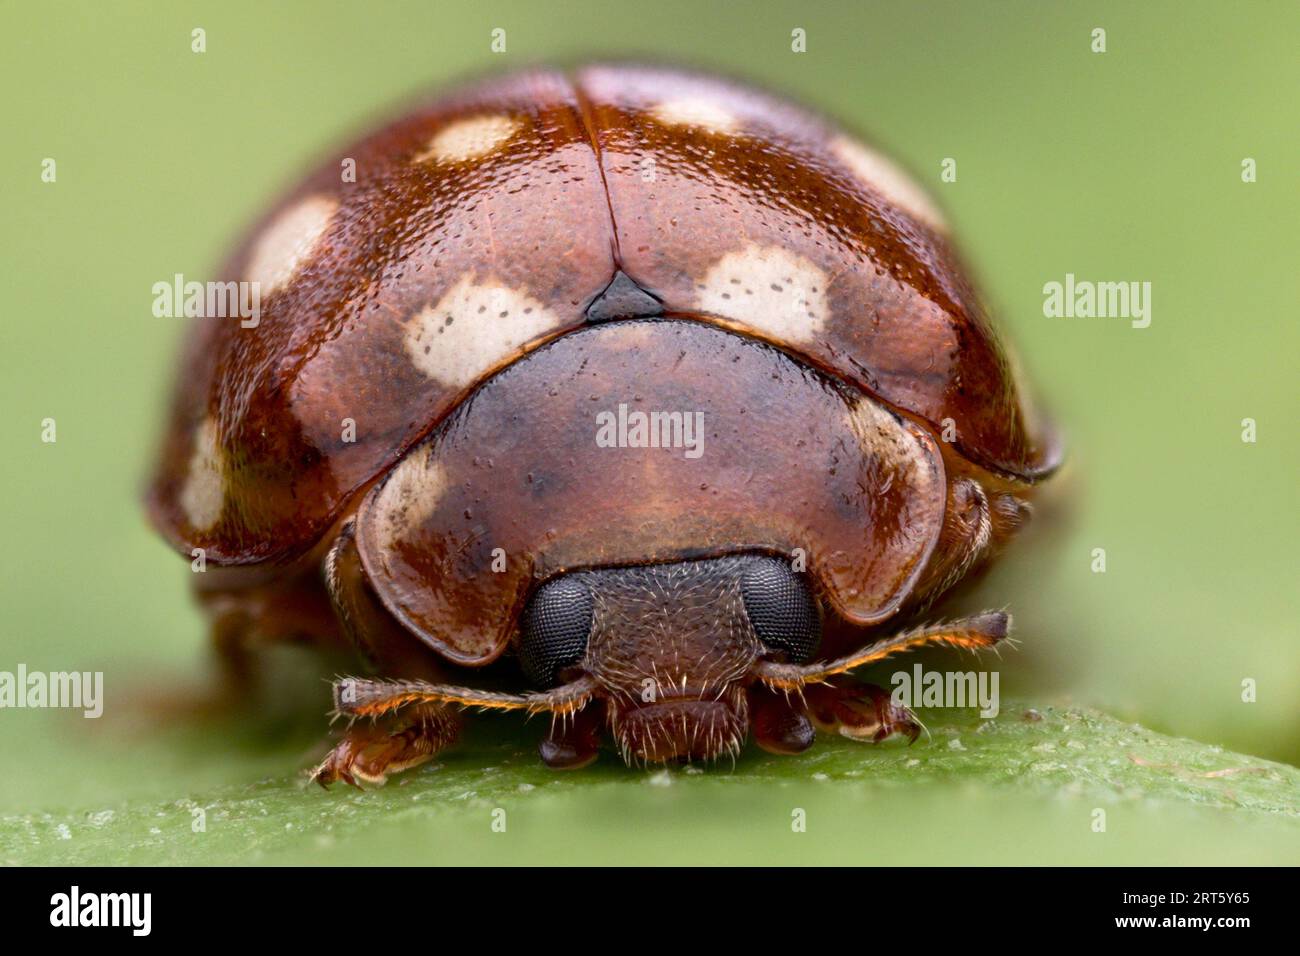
[370,451,448,559]
[649,99,739,134]
[846,398,936,493]
[830,136,946,232]
[179,417,224,531]
[404,275,562,388]
[245,195,337,296]
[695,244,828,344]
[417,114,520,164]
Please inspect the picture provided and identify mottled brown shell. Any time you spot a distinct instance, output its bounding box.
[147,64,1058,573]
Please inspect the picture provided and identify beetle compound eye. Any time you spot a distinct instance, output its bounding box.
[740,557,821,663]
[518,577,594,687]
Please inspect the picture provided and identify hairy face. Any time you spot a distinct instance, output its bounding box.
[515,554,821,764]
[331,549,1012,781]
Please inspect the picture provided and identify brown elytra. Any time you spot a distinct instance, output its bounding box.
[146,64,1060,784]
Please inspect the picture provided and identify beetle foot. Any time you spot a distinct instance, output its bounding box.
[749,684,816,755]
[538,701,605,770]
[312,704,459,788]
[804,679,921,744]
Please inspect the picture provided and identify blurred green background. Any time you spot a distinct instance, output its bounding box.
[1,0,1296,864]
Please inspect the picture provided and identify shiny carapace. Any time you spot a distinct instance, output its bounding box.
[146,64,1060,785]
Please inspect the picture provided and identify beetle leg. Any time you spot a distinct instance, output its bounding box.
[804,679,921,744]
[748,684,816,755]
[316,520,463,785]
[203,599,257,695]
[312,703,459,788]
[133,577,343,720]
[538,700,606,769]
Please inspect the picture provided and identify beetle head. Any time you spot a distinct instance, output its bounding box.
[331,554,1010,769]
[516,554,821,764]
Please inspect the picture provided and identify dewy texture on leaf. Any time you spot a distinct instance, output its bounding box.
[3,702,1297,865]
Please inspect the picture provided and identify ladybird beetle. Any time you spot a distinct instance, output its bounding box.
[146,64,1061,785]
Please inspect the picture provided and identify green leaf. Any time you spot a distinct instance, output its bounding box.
[4,700,1296,865]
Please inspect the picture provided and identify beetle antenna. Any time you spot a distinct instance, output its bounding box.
[752,611,1010,690]
[331,675,596,720]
